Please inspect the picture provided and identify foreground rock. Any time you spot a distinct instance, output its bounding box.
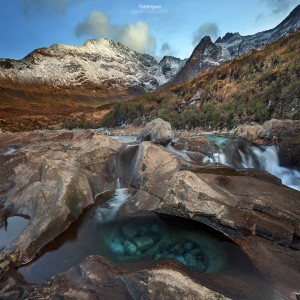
[1,128,300,299]
[236,119,300,170]
[137,118,173,146]
[123,141,300,299]
[0,130,123,269]
[26,256,229,300]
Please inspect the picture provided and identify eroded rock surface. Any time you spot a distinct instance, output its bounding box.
[0,130,123,269]
[28,256,229,300]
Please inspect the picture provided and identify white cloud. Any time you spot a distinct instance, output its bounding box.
[192,23,220,46]
[76,11,156,54]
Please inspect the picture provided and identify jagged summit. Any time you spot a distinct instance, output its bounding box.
[167,4,300,86]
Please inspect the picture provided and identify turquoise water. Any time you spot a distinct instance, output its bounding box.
[16,190,280,299]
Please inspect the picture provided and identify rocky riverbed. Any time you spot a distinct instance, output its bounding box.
[0,119,300,299]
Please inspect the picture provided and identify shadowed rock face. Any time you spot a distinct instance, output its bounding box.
[0,130,299,299]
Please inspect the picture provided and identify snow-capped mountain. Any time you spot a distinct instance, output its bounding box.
[0,38,167,102]
[0,5,299,104]
[168,4,300,86]
[159,56,187,81]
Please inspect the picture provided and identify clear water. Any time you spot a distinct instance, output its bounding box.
[16,191,281,299]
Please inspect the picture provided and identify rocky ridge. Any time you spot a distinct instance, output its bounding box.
[0,38,167,103]
[168,4,300,85]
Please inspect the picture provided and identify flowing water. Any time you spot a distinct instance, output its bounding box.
[202,135,300,191]
[110,135,138,144]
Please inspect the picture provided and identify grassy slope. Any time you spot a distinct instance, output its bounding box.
[101,30,300,129]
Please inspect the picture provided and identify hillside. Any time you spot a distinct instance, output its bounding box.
[101,30,300,129]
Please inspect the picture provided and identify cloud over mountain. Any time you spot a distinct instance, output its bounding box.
[192,23,220,46]
[75,11,156,54]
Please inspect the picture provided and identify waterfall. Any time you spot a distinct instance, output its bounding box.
[203,137,300,192]
[94,188,129,224]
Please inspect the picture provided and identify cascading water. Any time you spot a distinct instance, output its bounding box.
[203,135,300,191]
[94,180,130,224]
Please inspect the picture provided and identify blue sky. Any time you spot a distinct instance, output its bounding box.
[0,0,299,60]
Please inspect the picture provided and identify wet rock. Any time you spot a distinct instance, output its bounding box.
[0,274,33,299]
[28,256,229,299]
[133,236,154,252]
[137,118,173,146]
[0,130,123,268]
[124,240,137,256]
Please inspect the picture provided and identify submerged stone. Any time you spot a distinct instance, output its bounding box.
[184,242,194,251]
[124,240,137,256]
[175,256,186,265]
[189,248,203,258]
[173,244,184,255]
[184,253,197,268]
[110,238,125,255]
[197,260,206,272]
[133,236,154,252]
[122,225,138,240]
